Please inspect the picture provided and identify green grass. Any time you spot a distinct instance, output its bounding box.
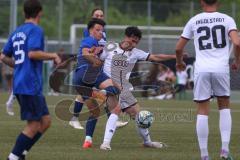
[0,92,240,160]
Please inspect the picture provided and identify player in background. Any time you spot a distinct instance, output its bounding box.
[0,0,61,160]
[175,0,240,160]
[69,8,128,130]
[73,18,120,148]
[2,63,16,115]
[99,26,176,150]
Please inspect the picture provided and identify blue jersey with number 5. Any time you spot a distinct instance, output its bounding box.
[3,22,44,95]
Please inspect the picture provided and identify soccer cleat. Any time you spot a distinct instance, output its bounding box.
[143,141,167,149]
[82,141,92,149]
[69,120,84,130]
[201,156,210,160]
[100,142,111,151]
[6,101,14,116]
[220,150,233,160]
[116,120,129,128]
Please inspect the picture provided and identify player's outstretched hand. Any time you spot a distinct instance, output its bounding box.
[176,61,186,71]
[90,46,103,56]
[92,60,103,67]
[231,60,240,71]
[53,53,62,65]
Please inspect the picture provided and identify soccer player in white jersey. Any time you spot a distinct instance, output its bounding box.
[175,0,240,160]
[69,8,128,130]
[99,26,176,150]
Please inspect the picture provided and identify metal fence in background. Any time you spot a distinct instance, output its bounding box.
[0,0,240,93]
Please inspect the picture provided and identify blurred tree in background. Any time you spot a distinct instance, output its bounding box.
[0,0,239,39]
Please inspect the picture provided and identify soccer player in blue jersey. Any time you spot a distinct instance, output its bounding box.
[69,8,107,130]
[0,0,61,159]
[72,18,120,148]
[83,8,107,46]
[70,8,128,130]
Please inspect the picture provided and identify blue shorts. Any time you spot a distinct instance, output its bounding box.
[73,65,110,88]
[16,94,50,121]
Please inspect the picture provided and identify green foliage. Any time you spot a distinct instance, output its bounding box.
[2,0,240,39]
[164,10,190,26]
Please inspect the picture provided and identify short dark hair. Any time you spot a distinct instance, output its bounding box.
[202,0,217,5]
[24,0,42,19]
[87,18,106,30]
[91,8,104,16]
[125,26,142,40]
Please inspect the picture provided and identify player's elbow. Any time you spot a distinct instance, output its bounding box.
[28,51,36,59]
[234,41,240,48]
[175,48,183,55]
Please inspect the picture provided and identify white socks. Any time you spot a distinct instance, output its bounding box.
[219,109,231,152]
[85,136,92,142]
[136,125,151,144]
[7,91,15,105]
[8,153,19,160]
[196,115,209,158]
[103,113,118,144]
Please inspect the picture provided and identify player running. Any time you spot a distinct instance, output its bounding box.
[1,0,61,159]
[175,0,240,160]
[99,26,176,150]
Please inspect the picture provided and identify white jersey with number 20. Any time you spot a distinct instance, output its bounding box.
[181,12,237,73]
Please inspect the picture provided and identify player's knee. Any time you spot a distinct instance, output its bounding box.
[217,96,230,108]
[110,104,121,115]
[125,107,138,120]
[90,107,100,118]
[25,121,41,137]
[75,95,85,102]
[105,86,120,96]
[41,116,52,131]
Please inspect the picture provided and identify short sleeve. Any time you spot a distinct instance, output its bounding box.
[133,48,150,61]
[181,19,193,40]
[227,17,237,34]
[2,36,13,57]
[81,38,95,49]
[28,27,44,51]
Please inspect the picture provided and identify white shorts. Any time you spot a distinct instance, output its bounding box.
[193,72,230,102]
[119,89,137,110]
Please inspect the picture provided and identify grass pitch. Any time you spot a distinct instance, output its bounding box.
[0,92,240,160]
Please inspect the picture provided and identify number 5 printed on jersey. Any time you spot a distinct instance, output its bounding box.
[13,40,25,64]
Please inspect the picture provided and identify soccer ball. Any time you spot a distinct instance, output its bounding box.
[137,110,154,128]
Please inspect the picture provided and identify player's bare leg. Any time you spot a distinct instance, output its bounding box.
[20,115,51,158]
[101,103,166,151]
[83,79,120,148]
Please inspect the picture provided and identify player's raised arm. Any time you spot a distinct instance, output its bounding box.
[28,51,61,64]
[147,53,176,62]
